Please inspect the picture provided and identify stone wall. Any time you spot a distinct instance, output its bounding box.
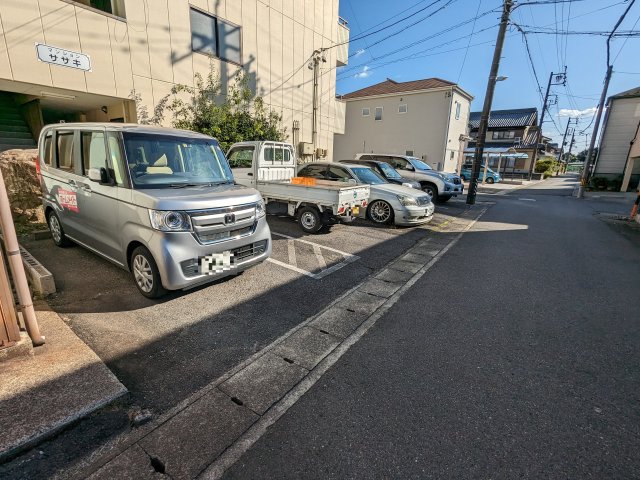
[0,149,45,231]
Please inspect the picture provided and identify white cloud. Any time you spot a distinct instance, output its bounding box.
[354,65,371,79]
[354,49,366,58]
[558,107,597,118]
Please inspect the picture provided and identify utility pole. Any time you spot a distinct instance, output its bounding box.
[577,0,636,198]
[529,69,566,180]
[556,117,576,175]
[308,49,326,162]
[466,0,512,205]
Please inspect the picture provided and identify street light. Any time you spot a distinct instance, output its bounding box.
[495,76,508,81]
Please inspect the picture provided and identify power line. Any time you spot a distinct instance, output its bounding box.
[612,12,640,62]
[457,0,483,83]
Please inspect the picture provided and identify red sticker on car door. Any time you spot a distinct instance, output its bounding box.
[58,188,79,212]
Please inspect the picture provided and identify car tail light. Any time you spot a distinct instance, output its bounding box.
[338,206,346,214]
[362,200,368,207]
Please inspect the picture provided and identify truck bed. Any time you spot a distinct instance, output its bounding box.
[256,179,369,207]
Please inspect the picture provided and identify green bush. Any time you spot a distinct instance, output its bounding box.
[543,170,553,179]
[535,159,557,173]
[589,177,608,189]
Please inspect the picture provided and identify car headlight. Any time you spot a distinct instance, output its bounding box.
[148,210,192,232]
[402,182,416,189]
[397,194,418,207]
[255,199,266,219]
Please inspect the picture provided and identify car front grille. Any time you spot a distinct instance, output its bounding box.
[189,204,257,244]
[452,178,462,185]
[416,196,431,206]
[180,240,269,277]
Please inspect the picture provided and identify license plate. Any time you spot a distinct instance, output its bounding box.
[352,206,360,215]
[199,251,235,275]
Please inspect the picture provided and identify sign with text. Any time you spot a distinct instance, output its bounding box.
[35,43,91,72]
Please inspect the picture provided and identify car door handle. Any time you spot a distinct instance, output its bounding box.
[247,172,253,176]
[80,184,92,193]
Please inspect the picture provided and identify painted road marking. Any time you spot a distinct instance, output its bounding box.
[267,232,359,280]
[519,198,536,202]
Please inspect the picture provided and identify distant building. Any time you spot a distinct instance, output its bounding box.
[467,107,554,175]
[592,86,640,191]
[333,78,473,172]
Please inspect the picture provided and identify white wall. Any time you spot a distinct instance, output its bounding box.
[333,87,471,170]
[0,0,344,159]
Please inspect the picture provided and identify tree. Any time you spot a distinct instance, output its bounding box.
[134,67,287,152]
[576,148,597,164]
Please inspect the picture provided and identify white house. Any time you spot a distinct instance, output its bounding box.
[333,77,473,172]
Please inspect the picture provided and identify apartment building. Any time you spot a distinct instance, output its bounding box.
[333,77,473,172]
[0,0,349,159]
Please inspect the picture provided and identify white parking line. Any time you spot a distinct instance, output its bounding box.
[267,232,359,280]
[518,198,536,202]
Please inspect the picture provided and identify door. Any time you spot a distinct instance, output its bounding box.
[73,129,122,264]
[227,145,255,187]
[48,129,83,239]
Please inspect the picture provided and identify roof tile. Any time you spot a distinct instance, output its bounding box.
[469,108,537,129]
[340,78,456,99]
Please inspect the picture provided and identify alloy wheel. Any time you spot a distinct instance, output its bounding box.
[369,200,392,223]
[133,254,154,293]
[49,215,62,243]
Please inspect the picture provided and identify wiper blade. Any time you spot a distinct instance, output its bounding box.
[169,183,200,188]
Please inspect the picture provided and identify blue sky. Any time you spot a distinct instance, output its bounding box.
[336,0,640,150]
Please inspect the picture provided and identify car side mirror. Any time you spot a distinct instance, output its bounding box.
[405,165,415,171]
[88,167,111,184]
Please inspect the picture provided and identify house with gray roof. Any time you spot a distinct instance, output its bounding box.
[467,107,554,176]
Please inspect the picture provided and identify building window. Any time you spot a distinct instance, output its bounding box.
[398,104,407,114]
[492,130,516,140]
[190,8,242,65]
[67,0,126,19]
[405,150,414,156]
[450,151,455,159]
[455,101,461,120]
[375,107,383,121]
[362,108,370,117]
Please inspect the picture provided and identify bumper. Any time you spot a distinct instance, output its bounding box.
[443,181,464,196]
[147,216,272,290]
[394,204,435,226]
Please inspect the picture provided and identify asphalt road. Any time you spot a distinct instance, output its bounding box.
[223,176,640,479]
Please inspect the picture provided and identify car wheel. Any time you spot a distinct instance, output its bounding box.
[421,184,438,201]
[131,246,167,299]
[47,211,70,247]
[367,200,394,225]
[297,206,323,234]
[486,177,495,184]
[460,174,467,181]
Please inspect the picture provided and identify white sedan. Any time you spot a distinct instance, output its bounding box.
[297,162,435,226]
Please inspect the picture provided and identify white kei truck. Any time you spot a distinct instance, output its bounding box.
[228,141,369,233]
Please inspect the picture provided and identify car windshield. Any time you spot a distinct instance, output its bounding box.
[409,157,433,171]
[122,132,233,188]
[350,166,388,185]
[378,162,402,180]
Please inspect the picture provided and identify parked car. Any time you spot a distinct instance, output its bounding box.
[228,141,369,234]
[37,123,271,298]
[297,162,434,226]
[354,153,463,202]
[459,164,501,184]
[338,159,421,189]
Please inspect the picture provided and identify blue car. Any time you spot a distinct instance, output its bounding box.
[459,164,501,184]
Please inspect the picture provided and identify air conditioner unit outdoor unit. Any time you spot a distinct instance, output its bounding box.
[299,142,314,155]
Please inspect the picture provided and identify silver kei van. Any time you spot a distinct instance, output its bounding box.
[37,123,271,298]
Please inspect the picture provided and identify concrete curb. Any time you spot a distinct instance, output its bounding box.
[19,244,55,295]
